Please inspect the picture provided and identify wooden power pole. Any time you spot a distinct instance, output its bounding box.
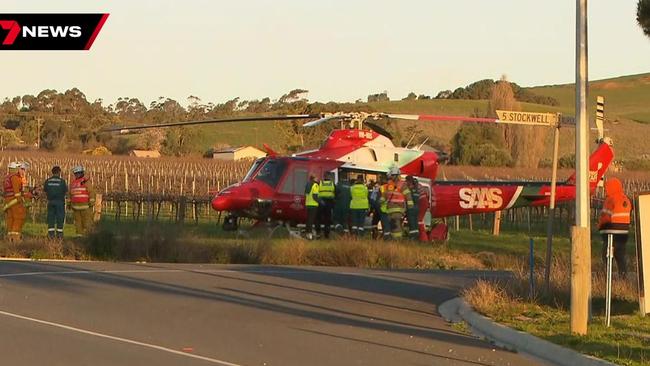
[571,0,591,336]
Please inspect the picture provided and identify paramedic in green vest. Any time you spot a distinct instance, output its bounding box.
[43,166,67,240]
[318,171,336,239]
[333,175,351,234]
[349,175,369,236]
[405,176,420,239]
[305,175,320,240]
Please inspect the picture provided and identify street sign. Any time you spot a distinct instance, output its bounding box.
[496,110,559,126]
[635,192,650,316]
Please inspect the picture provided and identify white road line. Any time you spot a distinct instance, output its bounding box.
[0,269,184,278]
[0,309,243,366]
[0,268,370,278]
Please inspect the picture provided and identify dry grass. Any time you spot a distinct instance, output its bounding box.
[464,256,638,312]
[0,237,86,260]
[462,256,648,365]
[77,223,495,270]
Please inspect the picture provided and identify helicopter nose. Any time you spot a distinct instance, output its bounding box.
[211,188,252,211]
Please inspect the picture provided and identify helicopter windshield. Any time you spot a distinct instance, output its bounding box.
[253,158,287,188]
[242,158,265,182]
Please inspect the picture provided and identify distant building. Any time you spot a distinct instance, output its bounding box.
[212,146,266,161]
[129,150,161,158]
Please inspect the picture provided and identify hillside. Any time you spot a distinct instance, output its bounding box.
[200,73,648,161]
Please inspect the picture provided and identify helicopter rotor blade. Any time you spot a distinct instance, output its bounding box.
[384,113,501,124]
[302,114,349,127]
[103,114,323,133]
[364,121,394,140]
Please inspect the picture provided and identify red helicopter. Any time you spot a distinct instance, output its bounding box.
[109,111,614,236]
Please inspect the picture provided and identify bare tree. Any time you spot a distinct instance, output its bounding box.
[488,75,548,168]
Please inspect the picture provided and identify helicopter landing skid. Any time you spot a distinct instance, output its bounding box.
[235,220,298,239]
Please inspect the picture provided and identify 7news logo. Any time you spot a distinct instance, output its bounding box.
[0,13,108,50]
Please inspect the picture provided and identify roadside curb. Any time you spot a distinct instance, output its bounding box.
[439,297,617,366]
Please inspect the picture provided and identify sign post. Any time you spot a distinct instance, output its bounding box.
[636,192,650,316]
[605,233,614,326]
[544,114,561,291]
[495,110,558,126]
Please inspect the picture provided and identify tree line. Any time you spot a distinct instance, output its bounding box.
[0,79,556,168]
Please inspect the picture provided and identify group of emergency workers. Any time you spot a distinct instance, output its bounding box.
[304,166,430,240]
[3,162,95,241]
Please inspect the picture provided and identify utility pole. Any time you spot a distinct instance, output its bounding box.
[571,0,590,336]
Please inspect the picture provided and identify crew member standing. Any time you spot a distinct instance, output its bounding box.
[18,162,34,210]
[70,166,95,236]
[3,162,26,241]
[318,172,336,239]
[598,177,632,276]
[368,179,382,239]
[43,166,68,240]
[405,176,420,239]
[304,175,320,240]
[349,175,369,236]
[333,175,351,234]
[380,167,413,239]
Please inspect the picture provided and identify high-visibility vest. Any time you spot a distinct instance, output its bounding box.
[381,181,410,214]
[349,183,369,210]
[305,182,319,207]
[598,194,632,234]
[319,180,335,199]
[70,177,91,209]
[3,173,20,199]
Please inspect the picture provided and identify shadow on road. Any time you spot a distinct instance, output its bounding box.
[0,261,513,360]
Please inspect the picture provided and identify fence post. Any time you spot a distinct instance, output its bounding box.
[94,194,102,222]
[492,211,501,236]
[178,197,186,224]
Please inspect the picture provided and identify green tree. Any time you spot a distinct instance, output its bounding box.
[161,127,201,156]
[403,92,417,101]
[451,123,511,166]
[639,0,650,37]
[367,91,389,103]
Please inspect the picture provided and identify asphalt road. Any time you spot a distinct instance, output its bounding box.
[0,261,547,366]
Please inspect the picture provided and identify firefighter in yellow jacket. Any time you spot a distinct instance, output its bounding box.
[598,177,632,275]
[70,166,95,236]
[380,166,413,239]
[3,162,27,241]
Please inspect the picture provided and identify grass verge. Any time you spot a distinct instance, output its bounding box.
[463,259,649,366]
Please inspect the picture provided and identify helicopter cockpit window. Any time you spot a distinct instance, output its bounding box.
[243,158,265,182]
[280,167,308,195]
[254,159,287,188]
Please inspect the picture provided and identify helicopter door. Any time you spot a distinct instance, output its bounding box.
[280,165,309,196]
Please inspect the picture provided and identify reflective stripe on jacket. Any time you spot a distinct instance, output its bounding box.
[598,196,631,233]
[319,180,335,199]
[4,173,22,199]
[305,182,319,207]
[70,177,91,208]
[349,183,369,210]
[598,178,631,234]
[381,180,413,214]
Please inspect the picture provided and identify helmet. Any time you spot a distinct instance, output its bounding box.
[8,162,19,169]
[19,161,29,169]
[388,166,401,176]
[72,165,85,174]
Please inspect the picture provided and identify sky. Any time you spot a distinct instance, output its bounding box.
[3,0,650,107]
